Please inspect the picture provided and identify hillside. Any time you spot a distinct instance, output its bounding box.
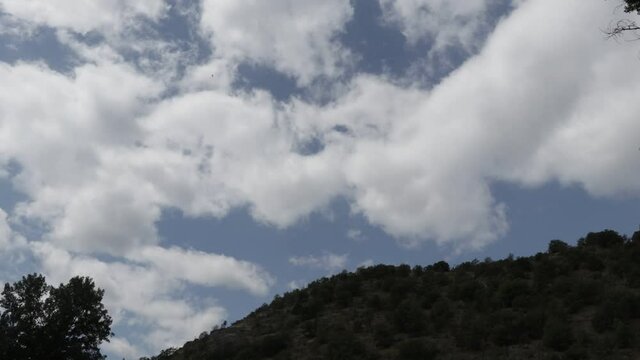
[144,230,640,360]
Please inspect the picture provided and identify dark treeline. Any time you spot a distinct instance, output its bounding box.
[149,229,640,360]
[0,274,112,360]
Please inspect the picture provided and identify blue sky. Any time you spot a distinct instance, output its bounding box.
[0,0,639,358]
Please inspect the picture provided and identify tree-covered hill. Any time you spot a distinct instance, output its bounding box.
[147,229,640,360]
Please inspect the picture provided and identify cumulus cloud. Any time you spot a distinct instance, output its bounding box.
[0,0,166,34]
[2,0,639,249]
[0,0,208,83]
[422,0,640,198]
[101,337,141,360]
[131,246,274,296]
[140,89,348,227]
[0,61,162,254]
[200,0,354,85]
[318,0,639,248]
[2,0,639,254]
[289,252,349,272]
[377,0,515,82]
[379,0,494,50]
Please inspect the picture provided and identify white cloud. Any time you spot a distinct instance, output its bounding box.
[0,61,162,255]
[347,228,365,242]
[0,0,166,34]
[289,252,349,272]
[31,242,272,354]
[0,208,11,250]
[0,0,206,83]
[287,280,305,290]
[200,0,354,85]
[101,337,141,360]
[140,89,348,228]
[358,259,375,268]
[377,0,515,82]
[269,0,639,250]
[1,0,639,255]
[0,207,28,253]
[131,246,274,296]
[421,0,640,199]
[0,208,32,284]
[379,0,493,51]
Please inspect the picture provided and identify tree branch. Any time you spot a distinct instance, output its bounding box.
[604,19,640,39]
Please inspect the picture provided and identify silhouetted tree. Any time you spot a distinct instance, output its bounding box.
[548,239,570,254]
[0,274,112,360]
[578,230,625,249]
[429,261,450,272]
[0,274,48,359]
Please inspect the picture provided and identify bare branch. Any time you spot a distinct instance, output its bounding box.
[604,19,640,39]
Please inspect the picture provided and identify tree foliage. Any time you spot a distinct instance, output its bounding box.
[624,0,640,13]
[0,274,112,360]
[153,229,640,360]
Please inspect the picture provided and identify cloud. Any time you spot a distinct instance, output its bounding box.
[2,0,639,255]
[282,74,510,248]
[0,0,208,83]
[270,0,638,250]
[0,0,166,34]
[131,246,275,296]
[0,208,11,250]
[2,0,639,254]
[101,337,141,360]
[0,208,33,284]
[376,0,512,82]
[419,0,640,199]
[288,280,304,290]
[347,229,365,242]
[140,89,348,228]
[31,242,272,354]
[358,259,375,268]
[0,61,162,255]
[379,0,494,52]
[289,252,349,272]
[200,0,354,85]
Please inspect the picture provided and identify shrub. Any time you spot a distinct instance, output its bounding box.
[543,318,574,351]
[396,339,439,360]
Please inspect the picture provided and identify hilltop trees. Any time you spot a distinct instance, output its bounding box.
[0,274,112,360]
[154,229,640,360]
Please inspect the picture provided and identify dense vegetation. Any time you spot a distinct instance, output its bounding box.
[623,0,640,13]
[149,229,640,360]
[0,274,112,360]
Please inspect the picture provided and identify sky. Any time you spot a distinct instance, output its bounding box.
[0,0,639,358]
